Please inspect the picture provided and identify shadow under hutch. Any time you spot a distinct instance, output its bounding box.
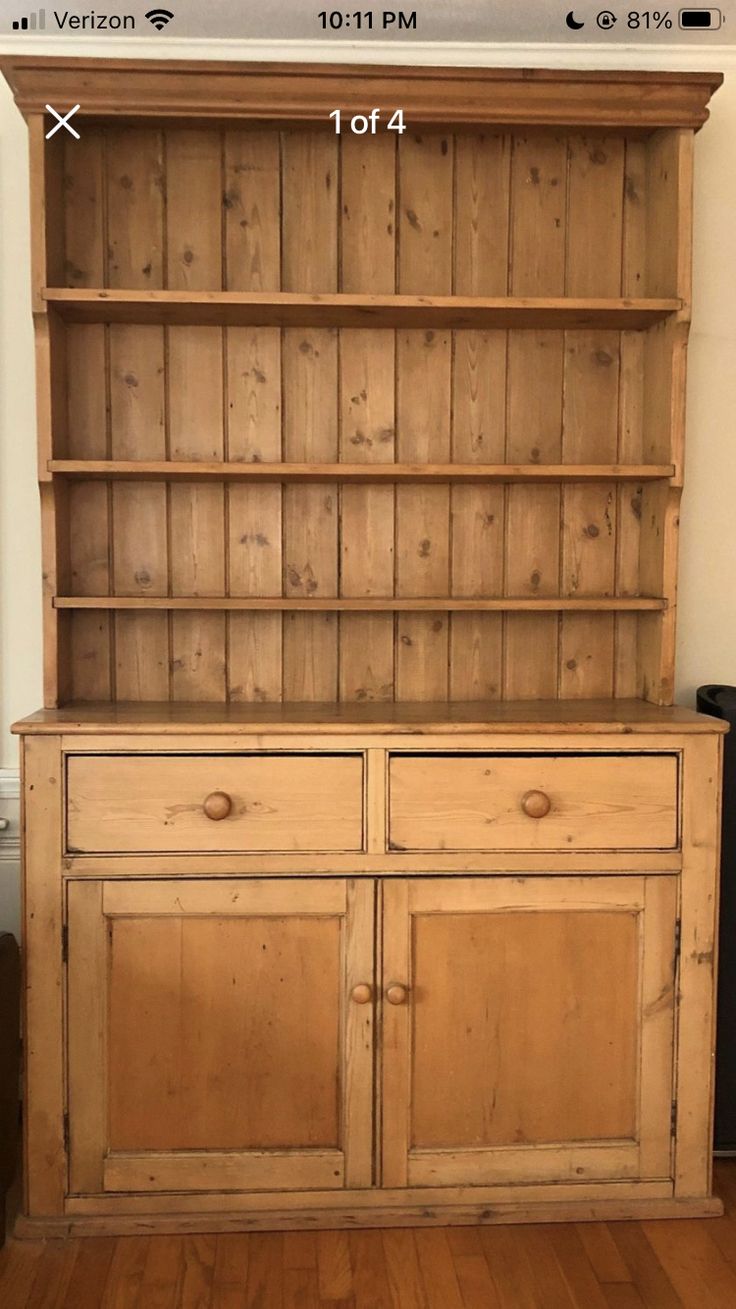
[1,56,727,1235]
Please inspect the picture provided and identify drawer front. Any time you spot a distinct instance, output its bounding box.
[67,754,364,854]
[388,754,678,852]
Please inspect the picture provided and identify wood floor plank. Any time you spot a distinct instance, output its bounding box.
[0,1238,45,1309]
[25,1237,80,1309]
[413,1229,464,1309]
[317,1231,353,1300]
[452,1251,503,1309]
[576,1225,631,1285]
[136,1236,186,1309]
[642,1220,736,1309]
[348,1230,396,1309]
[601,1285,647,1308]
[547,1226,609,1309]
[478,1227,540,1309]
[521,1227,578,1309]
[283,1233,318,1271]
[245,1233,283,1309]
[382,1230,428,1309]
[101,1237,151,1309]
[446,1228,483,1257]
[702,1211,736,1271]
[283,1267,322,1308]
[59,1236,117,1308]
[211,1234,249,1309]
[609,1224,684,1309]
[179,1235,216,1309]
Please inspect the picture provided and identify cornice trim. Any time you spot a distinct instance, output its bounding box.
[0,53,723,130]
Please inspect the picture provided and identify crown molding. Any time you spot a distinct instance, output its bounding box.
[0,37,733,71]
[0,52,723,130]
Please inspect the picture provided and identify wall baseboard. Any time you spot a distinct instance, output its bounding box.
[0,768,20,860]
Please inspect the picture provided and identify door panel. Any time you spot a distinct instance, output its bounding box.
[107,915,341,1151]
[382,876,677,1188]
[67,877,375,1194]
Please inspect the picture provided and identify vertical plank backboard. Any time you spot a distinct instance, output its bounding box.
[396,130,453,701]
[64,130,112,699]
[561,135,624,699]
[166,129,226,701]
[505,133,567,699]
[451,133,509,699]
[225,129,283,701]
[106,127,169,700]
[282,130,339,700]
[617,138,648,697]
[339,132,396,702]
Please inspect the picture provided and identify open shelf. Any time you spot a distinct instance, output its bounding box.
[43,289,682,330]
[54,596,666,613]
[48,460,675,483]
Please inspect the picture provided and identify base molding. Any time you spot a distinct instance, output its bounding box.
[14,1194,725,1238]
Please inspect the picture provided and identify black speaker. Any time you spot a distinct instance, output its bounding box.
[697,685,736,1152]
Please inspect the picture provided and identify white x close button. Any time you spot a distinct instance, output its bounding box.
[45,104,81,140]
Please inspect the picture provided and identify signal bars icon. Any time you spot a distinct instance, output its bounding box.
[12,7,45,28]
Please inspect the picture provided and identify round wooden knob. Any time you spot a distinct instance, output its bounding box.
[386,984,409,1006]
[351,984,372,1005]
[521,789,551,819]
[203,791,232,821]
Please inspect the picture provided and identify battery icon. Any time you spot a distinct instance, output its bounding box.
[679,7,722,26]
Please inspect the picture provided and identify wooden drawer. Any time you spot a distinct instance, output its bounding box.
[388,753,678,852]
[66,754,364,854]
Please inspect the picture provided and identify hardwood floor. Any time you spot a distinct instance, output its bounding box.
[1,1161,735,1308]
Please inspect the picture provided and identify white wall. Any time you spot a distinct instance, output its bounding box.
[1,39,735,932]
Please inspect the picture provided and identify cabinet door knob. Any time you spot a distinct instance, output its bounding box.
[386,983,409,1006]
[203,790,232,821]
[521,789,552,819]
[351,983,372,1005]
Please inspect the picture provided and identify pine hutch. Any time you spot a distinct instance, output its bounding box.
[0,56,726,1234]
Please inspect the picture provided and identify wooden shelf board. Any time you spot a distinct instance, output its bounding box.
[54,596,666,613]
[43,289,681,330]
[48,460,675,484]
[12,700,726,737]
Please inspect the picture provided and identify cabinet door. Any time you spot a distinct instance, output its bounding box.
[382,876,677,1188]
[67,878,375,1194]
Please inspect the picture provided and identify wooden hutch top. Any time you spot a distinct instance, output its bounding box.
[0,57,723,728]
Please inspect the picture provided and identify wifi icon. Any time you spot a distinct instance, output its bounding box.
[145,8,174,29]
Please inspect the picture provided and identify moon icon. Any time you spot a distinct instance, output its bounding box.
[566,11,585,28]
